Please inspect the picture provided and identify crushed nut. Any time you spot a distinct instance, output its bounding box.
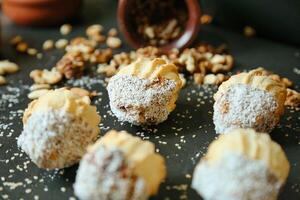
[16,42,28,53]
[97,63,117,77]
[56,52,85,79]
[55,39,69,49]
[30,84,51,91]
[66,37,95,55]
[108,28,118,37]
[0,60,19,75]
[10,35,23,46]
[27,48,38,56]
[285,88,300,107]
[200,14,213,25]
[60,24,72,35]
[106,36,122,48]
[86,24,103,37]
[0,75,7,85]
[203,74,217,85]
[194,73,204,84]
[30,68,62,85]
[244,26,256,37]
[90,48,112,63]
[28,89,49,99]
[43,40,54,50]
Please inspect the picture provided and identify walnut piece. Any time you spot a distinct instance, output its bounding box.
[0,60,19,75]
[30,68,62,85]
[0,75,7,85]
[106,36,122,48]
[56,52,85,79]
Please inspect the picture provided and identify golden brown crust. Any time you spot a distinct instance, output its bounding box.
[205,128,290,183]
[23,88,100,128]
[90,130,166,196]
[118,57,182,90]
[214,68,287,116]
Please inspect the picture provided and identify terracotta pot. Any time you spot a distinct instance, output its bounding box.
[2,0,82,26]
[118,0,201,53]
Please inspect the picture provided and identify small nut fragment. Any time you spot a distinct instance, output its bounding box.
[86,24,103,37]
[0,60,19,75]
[60,24,72,35]
[200,14,213,25]
[203,74,217,85]
[43,40,54,50]
[244,26,256,37]
[28,89,49,99]
[285,88,300,107]
[30,84,51,91]
[106,36,122,48]
[97,64,117,77]
[30,68,62,85]
[108,28,118,37]
[90,48,112,63]
[10,35,23,46]
[194,73,204,84]
[70,87,90,97]
[16,42,28,53]
[55,39,69,49]
[0,75,7,85]
[27,48,38,56]
[56,52,85,79]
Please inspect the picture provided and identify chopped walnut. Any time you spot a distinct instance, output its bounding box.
[66,37,96,54]
[285,89,300,107]
[56,52,85,79]
[16,42,28,53]
[30,84,51,91]
[200,14,213,25]
[106,36,122,48]
[60,24,72,35]
[194,73,204,84]
[108,28,118,37]
[203,73,228,85]
[86,24,103,37]
[10,35,23,46]
[30,68,62,85]
[90,49,113,63]
[55,39,69,49]
[0,60,19,75]
[27,48,38,56]
[43,40,54,50]
[97,64,117,77]
[136,46,161,59]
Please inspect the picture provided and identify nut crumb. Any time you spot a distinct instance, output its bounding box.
[285,88,300,107]
[30,84,51,91]
[0,75,7,85]
[0,60,19,75]
[108,28,118,37]
[16,42,28,53]
[60,24,72,35]
[55,39,69,49]
[43,40,54,50]
[106,36,122,48]
[30,68,62,85]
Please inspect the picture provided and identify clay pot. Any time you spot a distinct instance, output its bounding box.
[118,0,201,52]
[2,0,82,26]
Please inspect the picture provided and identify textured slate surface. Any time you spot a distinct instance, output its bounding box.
[0,0,299,199]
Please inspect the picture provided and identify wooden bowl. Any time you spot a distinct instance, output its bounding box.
[2,0,82,26]
[118,0,201,53]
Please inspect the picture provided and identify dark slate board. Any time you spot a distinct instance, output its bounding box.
[0,0,299,199]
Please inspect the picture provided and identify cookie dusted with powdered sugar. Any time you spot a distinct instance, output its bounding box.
[74,130,166,200]
[18,88,101,169]
[213,68,286,134]
[192,128,290,200]
[107,58,182,125]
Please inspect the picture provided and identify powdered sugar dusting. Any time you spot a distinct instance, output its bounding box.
[213,84,279,134]
[107,74,178,125]
[18,109,99,169]
[192,153,282,200]
[74,145,147,200]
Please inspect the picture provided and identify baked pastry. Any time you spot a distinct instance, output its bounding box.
[74,130,166,200]
[192,128,290,200]
[213,68,286,134]
[107,57,182,125]
[18,88,101,169]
